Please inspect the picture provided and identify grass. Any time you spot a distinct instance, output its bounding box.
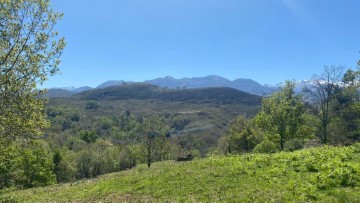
[1,144,360,202]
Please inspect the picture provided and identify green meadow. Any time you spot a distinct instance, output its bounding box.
[1,144,360,202]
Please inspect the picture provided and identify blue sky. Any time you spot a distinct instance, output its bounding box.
[46,0,360,88]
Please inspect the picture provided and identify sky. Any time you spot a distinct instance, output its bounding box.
[45,0,360,88]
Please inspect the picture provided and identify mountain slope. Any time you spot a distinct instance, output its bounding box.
[45,88,75,97]
[74,83,262,105]
[73,86,93,93]
[96,80,132,89]
[47,75,277,97]
[146,75,274,95]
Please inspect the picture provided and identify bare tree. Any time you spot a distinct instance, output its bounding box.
[303,66,345,144]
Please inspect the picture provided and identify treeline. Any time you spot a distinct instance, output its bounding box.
[218,66,360,154]
[0,107,202,189]
[45,109,202,182]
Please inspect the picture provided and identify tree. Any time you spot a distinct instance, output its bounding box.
[303,66,344,144]
[0,0,65,143]
[0,140,56,189]
[140,115,170,168]
[0,0,64,189]
[85,100,99,109]
[220,116,262,154]
[79,130,97,143]
[332,67,360,143]
[256,80,312,150]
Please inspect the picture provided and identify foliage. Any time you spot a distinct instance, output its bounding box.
[1,144,360,202]
[171,115,190,131]
[0,0,64,189]
[52,150,76,183]
[85,100,99,109]
[0,141,56,189]
[253,138,278,153]
[256,81,313,150]
[283,138,305,151]
[0,0,65,142]
[331,67,360,144]
[218,116,263,154]
[78,130,97,143]
[303,66,345,144]
[140,115,170,167]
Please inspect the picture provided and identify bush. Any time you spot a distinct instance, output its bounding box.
[85,101,99,109]
[284,139,304,152]
[253,139,278,153]
[79,130,97,143]
[0,142,56,189]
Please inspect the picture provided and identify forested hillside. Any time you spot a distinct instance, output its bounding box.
[35,85,261,182]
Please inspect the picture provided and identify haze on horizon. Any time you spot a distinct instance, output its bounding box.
[46,0,360,88]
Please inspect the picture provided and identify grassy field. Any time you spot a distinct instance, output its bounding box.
[1,144,360,202]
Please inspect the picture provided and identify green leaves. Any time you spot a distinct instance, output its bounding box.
[0,0,65,142]
[0,140,56,189]
[140,115,170,168]
[0,0,65,189]
[256,80,312,150]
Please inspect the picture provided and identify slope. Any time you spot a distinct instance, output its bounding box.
[2,144,360,202]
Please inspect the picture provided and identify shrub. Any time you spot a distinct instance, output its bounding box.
[253,139,278,153]
[85,101,99,109]
[284,139,304,151]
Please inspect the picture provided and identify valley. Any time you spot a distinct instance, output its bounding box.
[46,83,262,155]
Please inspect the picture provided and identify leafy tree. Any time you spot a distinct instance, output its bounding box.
[52,150,76,183]
[75,149,94,179]
[0,0,64,189]
[118,145,138,170]
[0,141,56,189]
[16,142,56,188]
[0,0,65,143]
[0,144,18,188]
[256,81,312,150]
[79,130,97,143]
[140,115,170,168]
[85,100,99,109]
[171,116,190,131]
[303,66,344,144]
[53,150,62,170]
[220,116,262,154]
[332,67,360,143]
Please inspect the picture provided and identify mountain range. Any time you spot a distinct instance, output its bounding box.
[74,83,262,105]
[47,75,278,97]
